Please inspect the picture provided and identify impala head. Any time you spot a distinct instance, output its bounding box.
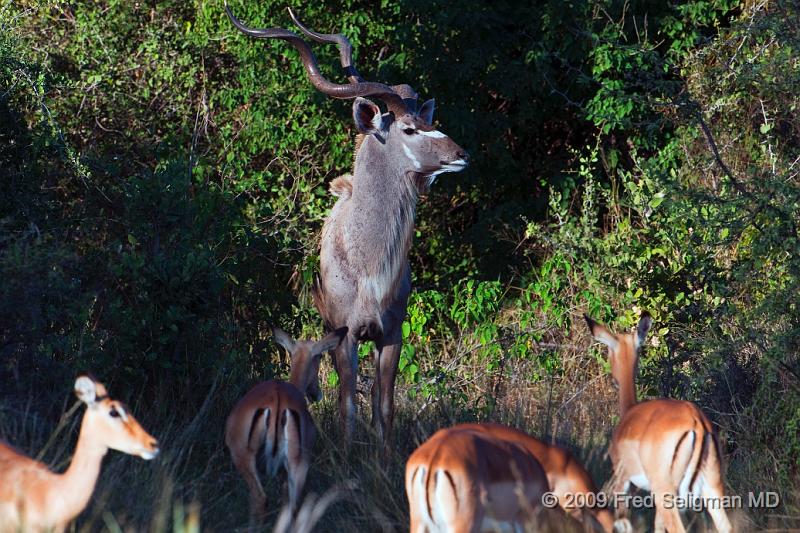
[224,5,469,192]
[584,312,652,391]
[74,375,160,460]
[272,326,349,402]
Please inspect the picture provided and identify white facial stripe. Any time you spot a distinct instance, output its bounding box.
[419,130,447,139]
[402,143,421,170]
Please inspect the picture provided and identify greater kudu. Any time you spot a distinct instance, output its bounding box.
[225,5,469,449]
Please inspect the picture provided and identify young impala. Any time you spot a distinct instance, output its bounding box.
[225,326,347,523]
[585,312,733,533]
[406,422,615,532]
[225,4,469,450]
[0,375,159,532]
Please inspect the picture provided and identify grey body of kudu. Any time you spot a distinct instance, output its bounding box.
[225,4,469,448]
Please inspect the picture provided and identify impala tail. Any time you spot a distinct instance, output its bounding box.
[261,406,307,477]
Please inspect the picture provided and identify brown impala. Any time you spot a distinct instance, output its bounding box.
[225,4,469,449]
[585,312,733,533]
[405,422,616,532]
[0,375,159,532]
[225,326,347,524]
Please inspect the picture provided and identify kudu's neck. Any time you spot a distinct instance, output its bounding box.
[351,136,420,258]
[353,135,420,197]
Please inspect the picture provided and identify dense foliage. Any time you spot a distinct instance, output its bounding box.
[1,0,798,529]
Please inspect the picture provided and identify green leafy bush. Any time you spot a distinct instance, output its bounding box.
[3,0,800,529]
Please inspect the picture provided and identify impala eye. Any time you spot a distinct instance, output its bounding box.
[110,408,120,418]
[403,127,416,135]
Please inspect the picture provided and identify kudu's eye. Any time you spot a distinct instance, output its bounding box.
[109,408,120,418]
[403,127,416,135]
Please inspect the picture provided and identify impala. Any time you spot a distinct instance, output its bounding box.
[225,4,469,448]
[584,312,733,533]
[0,375,159,532]
[405,422,615,532]
[225,326,347,522]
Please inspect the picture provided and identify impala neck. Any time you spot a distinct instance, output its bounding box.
[55,414,108,523]
[618,368,638,416]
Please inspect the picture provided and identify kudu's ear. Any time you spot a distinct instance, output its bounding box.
[635,312,652,351]
[418,98,435,125]
[353,97,386,136]
[312,327,349,357]
[271,325,296,354]
[584,314,619,351]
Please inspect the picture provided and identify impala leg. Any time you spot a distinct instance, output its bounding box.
[287,459,309,515]
[654,511,666,533]
[653,489,685,533]
[697,435,733,533]
[283,408,310,514]
[231,450,267,524]
[451,503,481,533]
[700,475,733,532]
[407,493,429,533]
[608,476,633,533]
[334,334,358,449]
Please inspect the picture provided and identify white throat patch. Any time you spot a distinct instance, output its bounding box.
[427,158,468,182]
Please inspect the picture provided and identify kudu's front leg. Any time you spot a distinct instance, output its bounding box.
[372,341,401,453]
[333,334,359,449]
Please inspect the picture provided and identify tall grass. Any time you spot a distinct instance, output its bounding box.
[1,321,796,532]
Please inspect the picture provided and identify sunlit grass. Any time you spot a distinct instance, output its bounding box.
[1,333,797,532]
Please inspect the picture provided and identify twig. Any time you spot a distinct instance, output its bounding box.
[35,401,82,462]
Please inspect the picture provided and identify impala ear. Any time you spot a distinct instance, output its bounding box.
[271,325,297,354]
[635,312,652,351]
[584,314,619,351]
[353,97,386,137]
[312,327,349,356]
[74,375,99,406]
[418,98,435,125]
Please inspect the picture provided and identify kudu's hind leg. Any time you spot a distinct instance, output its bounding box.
[333,333,359,449]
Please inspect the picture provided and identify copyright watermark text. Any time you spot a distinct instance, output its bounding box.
[541,491,780,510]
